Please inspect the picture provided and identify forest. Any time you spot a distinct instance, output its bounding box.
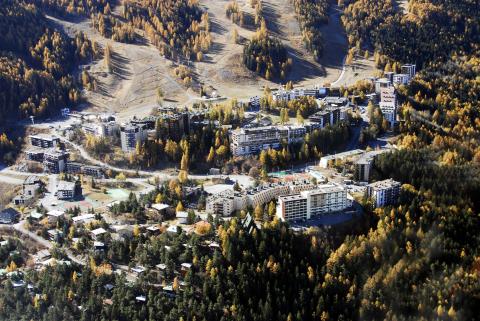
[0,0,98,162]
[243,22,291,80]
[340,0,479,68]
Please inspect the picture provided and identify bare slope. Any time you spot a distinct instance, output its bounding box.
[196,0,376,100]
[47,0,376,119]
[46,12,193,121]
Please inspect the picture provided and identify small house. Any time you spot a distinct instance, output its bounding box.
[90,227,107,240]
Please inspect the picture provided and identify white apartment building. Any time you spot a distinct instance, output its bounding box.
[401,64,416,80]
[230,125,306,156]
[375,78,392,94]
[205,189,247,216]
[120,123,147,152]
[206,180,316,216]
[276,184,349,221]
[379,87,397,126]
[366,179,401,208]
[393,74,410,85]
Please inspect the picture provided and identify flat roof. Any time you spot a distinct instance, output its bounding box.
[367,179,401,190]
[72,214,95,222]
[57,181,76,190]
[91,228,107,235]
[151,203,169,211]
[47,210,64,217]
[30,134,59,140]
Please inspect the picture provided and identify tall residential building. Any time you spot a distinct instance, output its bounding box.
[230,125,306,156]
[379,87,397,126]
[366,179,401,208]
[355,150,391,182]
[375,78,392,94]
[120,123,147,152]
[401,64,416,80]
[276,184,349,221]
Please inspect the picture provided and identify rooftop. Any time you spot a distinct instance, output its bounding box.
[91,228,107,236]
[367,179,401,190]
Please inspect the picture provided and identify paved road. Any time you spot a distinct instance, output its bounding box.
[0,173,24,185]
[47,130,255,187]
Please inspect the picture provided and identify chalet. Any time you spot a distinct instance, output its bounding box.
[91,228,107,240]
[29,211,44,221]
[135,295,146,303]
[93,241,105,251]
[146,225,160,235]
[47,229,63,241]
[72,213,95,226]
[131,266,146,275]
[46,210,64,223]
[176,211,189,224]
[180,263,192,275]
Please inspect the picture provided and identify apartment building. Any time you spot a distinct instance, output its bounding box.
[276,184,348,221]
[319,149,364,168]
[270,86,327,103]
[393,74,410,85]
[206,189,247,216]
[375,78,392,94]
[30,134,60,149]
[206,180,316,216]
[401,64,416,80]
[366,179,401,208]
[120,123,147,152]
[324,97,350,108]
[57,180,82,200]
[82,121,119,137]
[379,87,397,126]
[25,149,44,162]
[43,149,69,173]
[230,125,306,156]
[156,112,191,141]
[66,162,104,178]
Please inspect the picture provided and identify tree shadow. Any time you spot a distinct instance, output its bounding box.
[262,1,284,38]
[284,46,327,82]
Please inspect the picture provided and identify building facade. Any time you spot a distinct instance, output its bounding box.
[43,149,69,173]
[366,179,401,207]
[120,124,147,152]
[30,134,60,149]
[379,87,397,126]
[206,180,316,216]
[276,184,349,221]
[57,180,82,200]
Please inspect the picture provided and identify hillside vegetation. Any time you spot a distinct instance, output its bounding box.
[291,0,329,61]
[0,0,99,162]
